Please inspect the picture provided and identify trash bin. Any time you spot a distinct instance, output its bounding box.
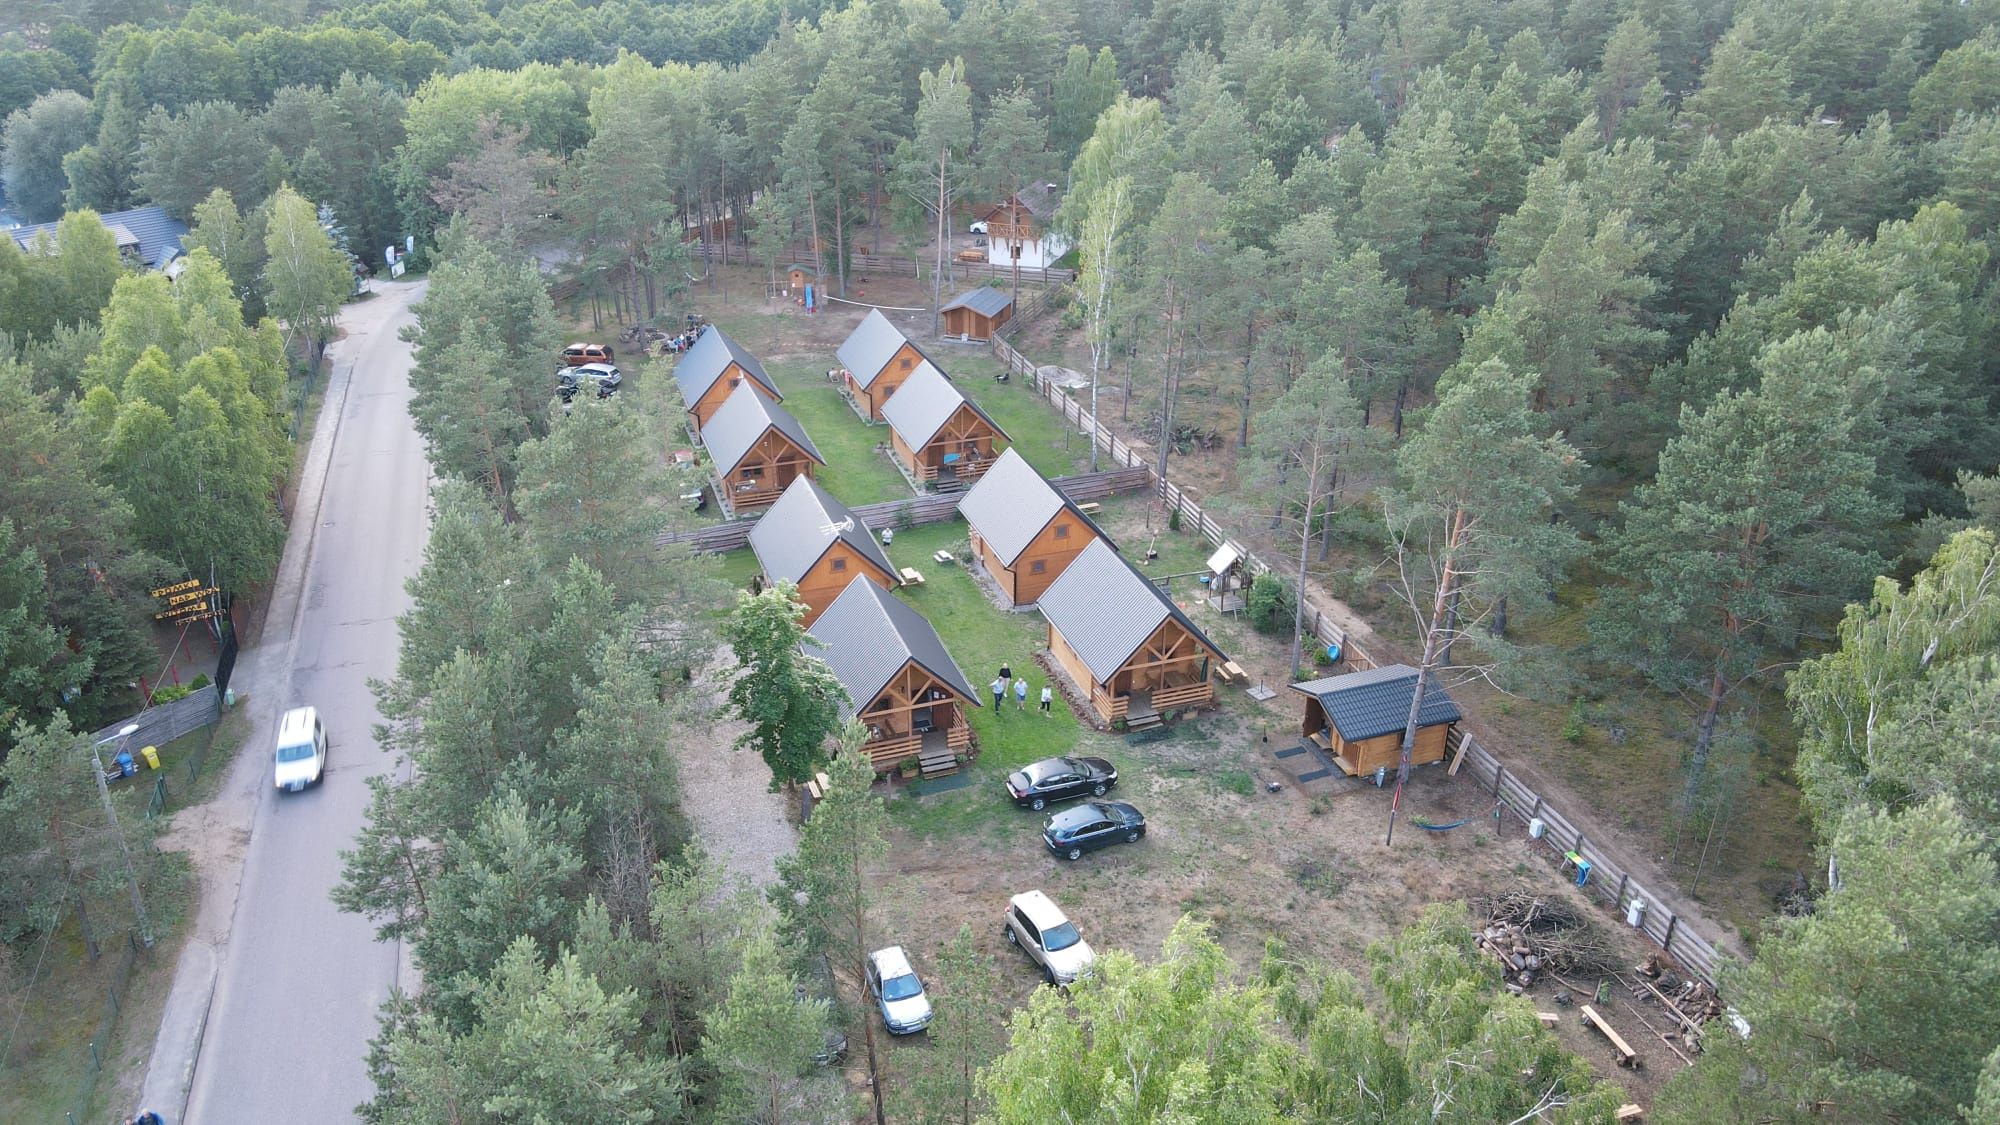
[140,745,161,770]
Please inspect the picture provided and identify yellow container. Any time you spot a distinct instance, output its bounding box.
[139,744,161,770]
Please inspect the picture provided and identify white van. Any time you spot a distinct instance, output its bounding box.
[273,706,328,792]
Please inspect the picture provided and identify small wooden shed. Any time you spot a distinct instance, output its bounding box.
[786,263,818,292]
[956,448,1107,607]
[1289,664,1462,777]
[703,382,825,514]
[748,477,899,626]
[803,577,981,777]
[941,287,1015,341]
[880,363,1008,491]
[836,308,938,421]
[1037,539,1225,729]
[674,326,783,436]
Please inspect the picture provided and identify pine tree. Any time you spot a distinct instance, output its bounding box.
[700,930,841,1123]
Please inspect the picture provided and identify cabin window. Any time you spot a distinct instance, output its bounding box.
[898,355,913,370]
[728,376,741,389]
[831,558,847,572]
[740,465,764,480]
[1054,523,1070,539]
[1030,560,1046,574]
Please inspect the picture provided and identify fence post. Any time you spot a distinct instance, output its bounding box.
[1492,764,1506,799]
[1663,913,1678,947]
[1614,871,1630,907]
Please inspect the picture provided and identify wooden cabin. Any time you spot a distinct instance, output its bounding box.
[803,577,981,777]
[1289,664,1462,777]
[979,182,1068,269]
[880,363,1008,491]
[1037,539,1225,729]
[941,287,1014,341]
[956,448,1107,607]
[748,477,899,625]
[674,326,783,436]
[703,382,825,514]
[836,308,940,421]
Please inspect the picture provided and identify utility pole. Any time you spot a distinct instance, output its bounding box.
[90,724,154,948]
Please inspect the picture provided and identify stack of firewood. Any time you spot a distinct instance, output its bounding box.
[1633,955,1724,1030]
[1474,892,1618,991]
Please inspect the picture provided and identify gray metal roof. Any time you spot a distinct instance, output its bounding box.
[880,362,1006,452]
[1036,539,1225,683]
[835,309,935,389]
[802,577,980,719]
[941,287,1014,318]
[11,205,187,269]
[703,381,824,476]
[673,326,781,410]
[1289,664,1462,742]
[956,448,1067,566]
[749,477,895,585]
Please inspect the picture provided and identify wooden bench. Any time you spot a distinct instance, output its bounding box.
[1076,501,1102,514]
[1581,1005,1638,1068]
[900,567,925,586]
[932,550,954,565]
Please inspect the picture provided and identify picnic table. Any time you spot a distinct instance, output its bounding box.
[900,567,925,586]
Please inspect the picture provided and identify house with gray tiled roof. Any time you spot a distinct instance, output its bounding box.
[956,448,1108,606]
[748,477,898,625]
[1289,664,1461,778]
[803,576,980,776]
[704,381,823,514]
[941,286,1014,340]
[835,308,940,421]
[10,205,188,271]
[674,325,781,437]
[1037,539,1224,729]
[880,362,1007,492]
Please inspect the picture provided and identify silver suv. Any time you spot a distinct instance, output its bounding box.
[1002,890,1095,985]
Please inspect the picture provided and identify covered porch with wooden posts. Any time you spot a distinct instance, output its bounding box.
[716,432,818,513]
[857,663,977,777]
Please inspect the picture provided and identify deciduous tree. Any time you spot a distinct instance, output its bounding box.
[724,583,843,792]
[0,90,92,222]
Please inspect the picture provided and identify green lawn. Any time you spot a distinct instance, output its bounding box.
[716,546,762,591]
[944,351,1094,479]
[761,359,911,507]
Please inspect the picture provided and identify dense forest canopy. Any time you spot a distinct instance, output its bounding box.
[6,0,2000,1119]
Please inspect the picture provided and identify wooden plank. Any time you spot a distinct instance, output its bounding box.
[1446,732,1470,776]
[1537,1011,1560,1028]
[1616,1106,1643,1122]
[1580,1005,1638,1067]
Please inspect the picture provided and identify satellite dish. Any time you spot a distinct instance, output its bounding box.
[819,517,855,536]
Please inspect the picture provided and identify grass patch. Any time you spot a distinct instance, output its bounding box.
[1215,768,1256,797]
[715,546,763,593]
[944,352,1092,479]
[761,359,910,507]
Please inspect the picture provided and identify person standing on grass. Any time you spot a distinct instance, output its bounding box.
[1015,678,1028,709]
[999,662,1012,699]
[1040,683,1053,715]
[991,676,1005,712]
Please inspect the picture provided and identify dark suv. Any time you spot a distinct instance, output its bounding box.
[1043,801,1146,860]
[1005,756,1117,811]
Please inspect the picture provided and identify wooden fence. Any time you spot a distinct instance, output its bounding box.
[692,242,1074,287]
[992,328,1733,991]
[656,466,1150,554]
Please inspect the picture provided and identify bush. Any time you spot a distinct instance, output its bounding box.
[152,683,193,703]
[188,673,211,690]
[1247,573,1296,636]
[894,501,916,530]
[1562,699,1587,743]
[1168,507,1182,532]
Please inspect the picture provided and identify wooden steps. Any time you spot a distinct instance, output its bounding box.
[918,743,959,778]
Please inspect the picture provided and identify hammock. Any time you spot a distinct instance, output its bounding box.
[1411,816,1471,831]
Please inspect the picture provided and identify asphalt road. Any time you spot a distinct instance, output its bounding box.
[183,281,430,1123]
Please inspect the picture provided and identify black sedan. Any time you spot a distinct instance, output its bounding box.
[1006,756,1118,811]
[1043,801,1146,860]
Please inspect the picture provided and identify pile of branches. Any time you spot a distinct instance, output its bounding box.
[1635,954,1724,1026]
[1474,891,1619,987]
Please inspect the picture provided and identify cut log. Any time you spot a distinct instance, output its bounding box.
[1581,1005,1639,1068]
[1616,1105,1644,1122]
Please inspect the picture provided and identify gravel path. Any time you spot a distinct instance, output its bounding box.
[674,668,797,889]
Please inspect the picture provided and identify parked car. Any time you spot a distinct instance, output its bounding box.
[559,342,614,367]
[273,706,328,792]
[1002,889,1094,985]
[1006,756,1118,811]
[865,945,933,1034]
[557,361,622,401]
[1043,801,1146,861]
[968,219,989,235]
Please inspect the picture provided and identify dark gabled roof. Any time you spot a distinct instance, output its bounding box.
[10,205,188,270]
[1289,664,1462,743]
[749,477,895,586]
[1036,539,1224,684]
[880,362,1006,452]
[941,287,1015,318]
[983,182,1062,222]
[703,381,824,477]
[802,577,980,719]
[835,308,936,389]
[956,448,1093,567]
[673,326,781,410]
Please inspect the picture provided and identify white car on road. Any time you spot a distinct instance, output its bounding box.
[273,706,328,792]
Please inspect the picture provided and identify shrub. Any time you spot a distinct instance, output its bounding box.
[1247,574,1296,635]
[152,683,193,703]
[1168,506,1182,532]
[1562,699,1587,743]
[188,673,211,690]
[894,501,916,530]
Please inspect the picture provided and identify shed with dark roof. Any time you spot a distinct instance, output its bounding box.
[956,448,1106,606]
[1037,539,1224,728]
[674,326,782,435]
[10,205,188,270]
[1289,665,1462,777]
[704,382,824,513]
[803,577,981,775]
[749,477,898,625]
[880,363,1008,491]
[941,287,1014,340]
[835,309,939,421]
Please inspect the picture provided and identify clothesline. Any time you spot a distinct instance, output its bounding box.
[818,293,928,312]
